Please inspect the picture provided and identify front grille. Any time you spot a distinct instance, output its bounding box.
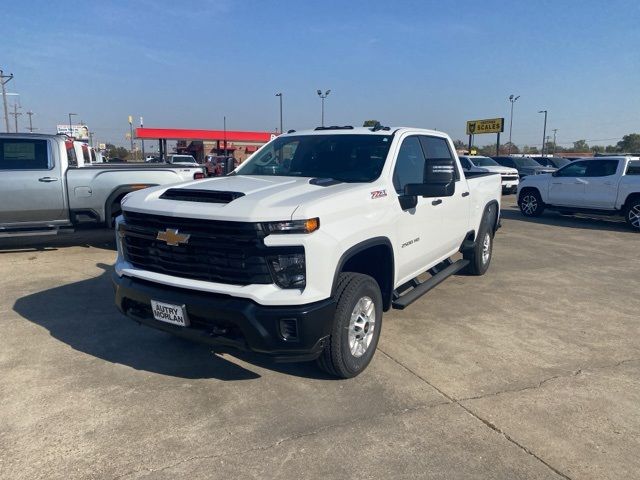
[501,175,519,181]
[121,211,273,285]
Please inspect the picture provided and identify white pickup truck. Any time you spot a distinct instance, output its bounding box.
[517,156,640,230]
[0,134,206,237]
[113,126,502,377]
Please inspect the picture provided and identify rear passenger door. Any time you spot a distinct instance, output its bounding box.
[0,138,66,224]
[581,160,620,209]
[419,136,469,256]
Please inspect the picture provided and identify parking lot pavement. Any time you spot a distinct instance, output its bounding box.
[1,196,638,480]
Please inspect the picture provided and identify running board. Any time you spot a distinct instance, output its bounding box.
[391,259,469,310]
[0,226,62,238]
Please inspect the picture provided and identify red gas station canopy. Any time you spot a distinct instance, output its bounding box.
[135,127,275,142]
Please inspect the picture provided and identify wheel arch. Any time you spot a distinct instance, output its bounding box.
[332,237,395,311]
[104,184,157,227]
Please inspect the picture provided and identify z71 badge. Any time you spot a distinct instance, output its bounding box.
[371,190,387,199]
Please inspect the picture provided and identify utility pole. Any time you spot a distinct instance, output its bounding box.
[552,129,558,155]
[508,94,520,154]
[223,116,227,156]
[1,69,14,133]
[68,113,77,138]
[26,110,36,132]
[275,92,283,134]
[10,103,22,133]
[128,115,134,160]
[140,116,145,160]
[538,110,548,156]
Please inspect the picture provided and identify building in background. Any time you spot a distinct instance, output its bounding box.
[136,128,276,163]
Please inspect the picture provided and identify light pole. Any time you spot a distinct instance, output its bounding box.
[275,93,283,134]
[552,129,558,155]
[317,89,331,127]
[508,94,520,154]
[538,110,548,156]
[68,113,77,138]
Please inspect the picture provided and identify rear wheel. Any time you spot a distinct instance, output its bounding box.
[519,189,545,217]
[464,205,496,276]
[624,199,640,231]
[317,273,382,378]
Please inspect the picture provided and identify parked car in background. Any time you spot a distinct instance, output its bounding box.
[492,156,556,178]
[517,156,640,231]
[460,155,519,194]
[0,134,207,237]
[533,156,571,169]
[167,154,199,166]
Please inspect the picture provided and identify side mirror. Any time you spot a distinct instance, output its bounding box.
[398,194,418,210]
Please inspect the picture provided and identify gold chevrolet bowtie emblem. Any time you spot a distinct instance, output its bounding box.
[156,228,190,246]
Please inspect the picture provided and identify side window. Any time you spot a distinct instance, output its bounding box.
[627,161,640,175]
[556,161,588,177]
[0,139,50,170]
[393,136,426,194]
[498,158,514,168]
[419,136,459,181]
[585,160,618,177]
[460,157,472,170]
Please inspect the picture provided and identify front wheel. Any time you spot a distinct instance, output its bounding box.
[624,199,640,231]
[519,190,545,217]
[316,273,383,378]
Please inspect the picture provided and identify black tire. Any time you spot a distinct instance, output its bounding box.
[518,189,545,217]
[464,205,496,276]
[316,273,383,379]
[624,198,640,231]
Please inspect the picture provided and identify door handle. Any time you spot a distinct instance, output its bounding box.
[38,177,59,182]
[461,192,470,197]
[432,199,442,206]
[552,182,562,185]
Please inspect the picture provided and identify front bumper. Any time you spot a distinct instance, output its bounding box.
[113,274,336,362]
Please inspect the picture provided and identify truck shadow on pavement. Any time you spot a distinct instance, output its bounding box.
[0,228,116,253]
[13,264,331,381]
[500,206,631,233]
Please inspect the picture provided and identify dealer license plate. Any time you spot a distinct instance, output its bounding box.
[151,300,189,327]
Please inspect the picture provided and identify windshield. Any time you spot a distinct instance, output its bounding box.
[237,134,392,182]
[471,156,499,167]
[515,157,543,167]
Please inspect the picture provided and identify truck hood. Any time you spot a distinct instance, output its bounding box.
[121,175,362,222]
[478,166,519,175]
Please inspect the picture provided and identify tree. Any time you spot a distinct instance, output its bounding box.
[591,145,605,153]
[503,142,519,154]
[105,143,130,160]
[605,144,619,153]
[617,133,640,152]
[573,140,589,152]
[453,139,465,149]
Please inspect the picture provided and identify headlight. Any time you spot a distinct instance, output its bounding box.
[267,252,306,289]
[263,218,319,234]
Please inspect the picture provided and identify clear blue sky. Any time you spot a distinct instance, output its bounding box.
[2,0,639,149]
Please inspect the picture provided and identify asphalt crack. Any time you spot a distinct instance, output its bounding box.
[377,348,577,480]
[111,400,451,479]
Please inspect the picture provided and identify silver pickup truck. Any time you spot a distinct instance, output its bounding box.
[0,134,205,237]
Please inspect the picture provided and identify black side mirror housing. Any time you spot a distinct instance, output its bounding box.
[398,194,418,210]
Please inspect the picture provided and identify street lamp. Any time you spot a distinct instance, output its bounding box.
[317,89,331,127]
[538,110,548,157]
[68,112,77,138]
[508,94,520,154]
[275,92,283,134]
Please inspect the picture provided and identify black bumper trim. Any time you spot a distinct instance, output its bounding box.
[113,274,335,362]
